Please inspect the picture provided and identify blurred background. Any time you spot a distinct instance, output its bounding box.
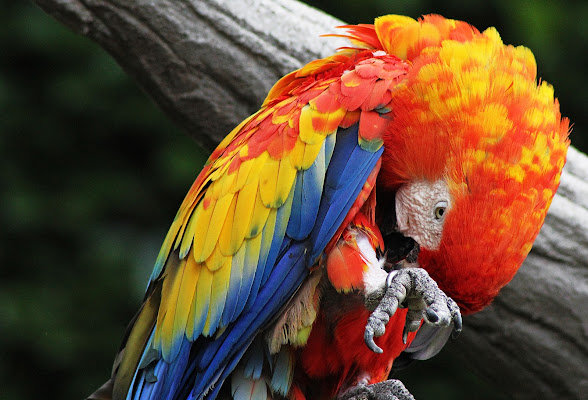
[2,0,586,399]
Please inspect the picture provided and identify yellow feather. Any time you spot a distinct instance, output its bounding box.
[374,15,418,59]
[219,184,255,256]
[259,155,297,208]
[162,275,189,358]
[218,193,239,256]
[289,135,326,171]
[203,256,232,335]
[190,200,215,263]
[244,231,263,271]
[213,112,258,156]
[259,156,280,207]
[188,263,213,338]
[238,144,249,158]
[234,158,255,192]
[299,105,324,145]
[261,207,277,261]
[178,204,202,258]
[253,107,274,126]
[205,243,230,272]
[192,193,234,262]
[302,140,325,170]
[157,257,184,357]
[275,158,297,207]
[208,158,232,182]
[247,152,269,185]
[289,137,307,170]
[153,258,174,347]
[207,177,224,200]
[271,97,298,125]
[201,193,235,261]
[171,204,194,251]
[176,255,200,339]
[247,188,271,239]
[219,168,238,197]
[186,266,206,340]
[310,107,346,135]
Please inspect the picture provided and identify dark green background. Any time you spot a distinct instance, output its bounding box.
[2,1,586,399]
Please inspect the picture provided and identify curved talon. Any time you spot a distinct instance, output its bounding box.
[386,270,399,287]
[452,310,463,338]
[364,325,383,353]
[364,267,463,354]
[444,296,462,338]
[425,307,439,323]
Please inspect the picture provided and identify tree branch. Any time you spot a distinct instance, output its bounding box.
[34,0,347,149]
[454,146,588,399]
[35,0,588,398]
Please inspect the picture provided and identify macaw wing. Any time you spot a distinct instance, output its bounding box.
[109,52,410,400]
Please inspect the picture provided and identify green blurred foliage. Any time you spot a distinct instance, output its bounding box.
[2,1,585,399]
[1,2,207,398]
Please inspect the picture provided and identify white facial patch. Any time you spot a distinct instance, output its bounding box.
[395,180,452,250]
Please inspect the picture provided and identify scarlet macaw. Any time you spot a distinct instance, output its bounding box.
[89,14,569,400]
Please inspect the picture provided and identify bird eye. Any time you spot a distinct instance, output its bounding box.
[434,201,448,220]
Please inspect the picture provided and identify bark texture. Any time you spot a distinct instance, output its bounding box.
[35,0,588,398]
[34,0,347,149]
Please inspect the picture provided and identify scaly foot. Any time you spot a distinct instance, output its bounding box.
[338,379,415,400]
[364,267,462,353]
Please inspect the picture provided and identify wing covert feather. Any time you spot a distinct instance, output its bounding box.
[117,51,410,400]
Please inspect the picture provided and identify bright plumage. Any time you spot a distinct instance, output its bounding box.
[90,14,569,400]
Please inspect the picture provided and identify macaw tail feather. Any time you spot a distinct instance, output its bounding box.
[87,276,163,400]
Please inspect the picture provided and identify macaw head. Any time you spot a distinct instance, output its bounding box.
[351,15,570,313]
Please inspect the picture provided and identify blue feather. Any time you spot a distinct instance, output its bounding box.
[221,244,245,326]
[133,340,188,400]
[189,276,211,341]
[162,337,192,400]
[260,184,295,287]
[270,346,294,396]
[134,122,385,400]
[197,243,307,372]
[242,337,265,380]
[242,232,270,314]
[309,125,383,261]
[286,173,304,239]
[324,129,336,167]
[191,244,307,398]
[326,145,375,190]
[127,330,157,400]
[321,125,367,190]
[131,372,146,400]
[138,354,168,400]
[309,154,381,260]
[203,340,252,400]
[287,140,327,240]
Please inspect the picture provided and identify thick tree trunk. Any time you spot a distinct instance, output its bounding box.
[35,0,588,398]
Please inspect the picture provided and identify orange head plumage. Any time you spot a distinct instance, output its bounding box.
[341,15,570,313]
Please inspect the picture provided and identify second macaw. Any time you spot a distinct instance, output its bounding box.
[89,14,569,400]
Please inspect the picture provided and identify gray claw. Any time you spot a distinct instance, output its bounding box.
[338,379,415,400]
[386,270,399,287]
[364,267,462,354]
[365,324,383,354]
[425,307,439,323]
[451,301,463,338]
